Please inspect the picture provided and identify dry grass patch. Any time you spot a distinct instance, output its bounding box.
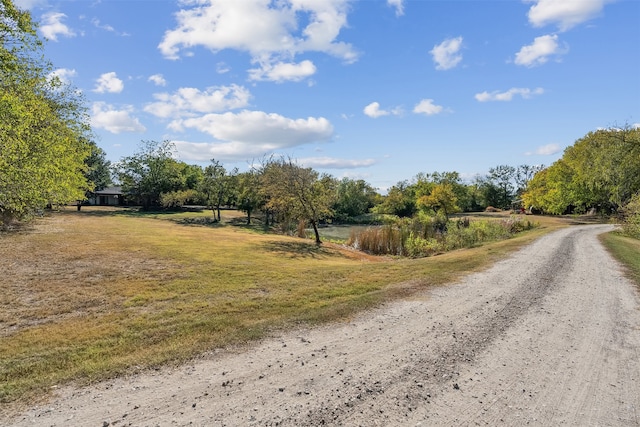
[0,207,567,407]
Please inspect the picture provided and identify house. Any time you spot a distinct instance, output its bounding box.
[89,186,124,206]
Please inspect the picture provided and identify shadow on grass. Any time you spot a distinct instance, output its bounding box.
[261,240,336,259]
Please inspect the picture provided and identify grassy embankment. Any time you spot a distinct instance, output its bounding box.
[600,232,640,290]
[0,207,566,405]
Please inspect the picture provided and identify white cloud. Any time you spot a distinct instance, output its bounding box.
[248,60,317,82]
[526,0,607,31]
[216,62,231,74]
[364,102,387,118]
[514,34,567,67]
[14,0,47,9]
[299,157,377,169]
[148,74,167,87]
[526,143,561,156]
[413,99,444,116]
[144,84,251,119]
[430,36,463,70]
[171,110,333,161]
[39,12,76,41]
[387,0,405,17]
[91,102,146,134]
[93,72,124,93]
[475,87,544,102]
[91,18,114,33]
[364,102,402,118]
[158,0,357,82]
[48,68,77,85]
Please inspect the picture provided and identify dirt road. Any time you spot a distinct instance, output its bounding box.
[5,224,640,426]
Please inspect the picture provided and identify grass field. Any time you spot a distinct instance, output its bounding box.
[0,207,570,405]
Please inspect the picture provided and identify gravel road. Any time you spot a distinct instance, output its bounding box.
[5,224,640,426]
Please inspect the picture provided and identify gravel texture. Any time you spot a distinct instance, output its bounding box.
[4,224,639,426]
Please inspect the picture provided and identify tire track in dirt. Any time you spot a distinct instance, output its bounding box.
[299,227,580,426]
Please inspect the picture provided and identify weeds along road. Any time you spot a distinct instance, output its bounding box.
[6,224,640,426]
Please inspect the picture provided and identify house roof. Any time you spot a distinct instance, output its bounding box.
[94,186,123,195]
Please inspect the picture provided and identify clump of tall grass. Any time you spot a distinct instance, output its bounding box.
[347,215,537,257]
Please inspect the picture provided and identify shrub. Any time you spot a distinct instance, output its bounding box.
[621,193,640,239]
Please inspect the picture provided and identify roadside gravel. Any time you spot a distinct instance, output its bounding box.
[4,224,639,426]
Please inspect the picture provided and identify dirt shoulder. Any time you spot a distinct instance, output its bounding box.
[4,224,639,426]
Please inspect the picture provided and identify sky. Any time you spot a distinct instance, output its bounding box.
[14,0,640,191]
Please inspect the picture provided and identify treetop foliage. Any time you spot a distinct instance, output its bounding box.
[1,0,92,225]
[523,125,639,215]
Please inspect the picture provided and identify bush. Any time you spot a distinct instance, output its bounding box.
[621,193,640,239]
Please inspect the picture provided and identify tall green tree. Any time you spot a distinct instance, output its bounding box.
[200,159,237,221]
[523,126,640,214]
[235,170,263,225]
[417,183,460,220]
[116,140,186,209]
[1,0,92,224]
[261,157,336,244]
[373,180,417,218]
[83,140,112,195]
[333,178,378,221]
[487,165,516,209]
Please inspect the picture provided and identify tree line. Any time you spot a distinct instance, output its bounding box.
[103,139,546,244]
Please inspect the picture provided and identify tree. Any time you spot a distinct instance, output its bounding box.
[522,126,640,215]
[487,165,516,209]
[1,0,92,225]
[116,140,186,209]
[261,157,336,244]
[236,170,263,225]
[522,161,575,214]
[417,183,460,220]
[82,140,112,204]
[515,164,544,196]
[333,178,378,221]
[200,159,237,221]
[373,180,417,217]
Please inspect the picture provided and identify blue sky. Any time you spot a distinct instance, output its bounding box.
[16,0,640,191]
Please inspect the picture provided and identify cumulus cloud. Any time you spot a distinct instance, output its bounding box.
[171,110,334,161]
[526,0,607,31]
[249,60,317,82]
[299,157,377,169]
[387,0,405,17]
[48,68,77,85]
[364,102,388,118]
[144,85,251,119]
[514,34,567,67]
[413,99,444,116]
[91,102,146,134]
[93,72,124,93]
[430,36,463,70]
[148,74,167,87]
[475,87,544,102]
[526,143,561,156]
[39,12,76,41]
[363,102,402,118]
[157,0,357,82]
